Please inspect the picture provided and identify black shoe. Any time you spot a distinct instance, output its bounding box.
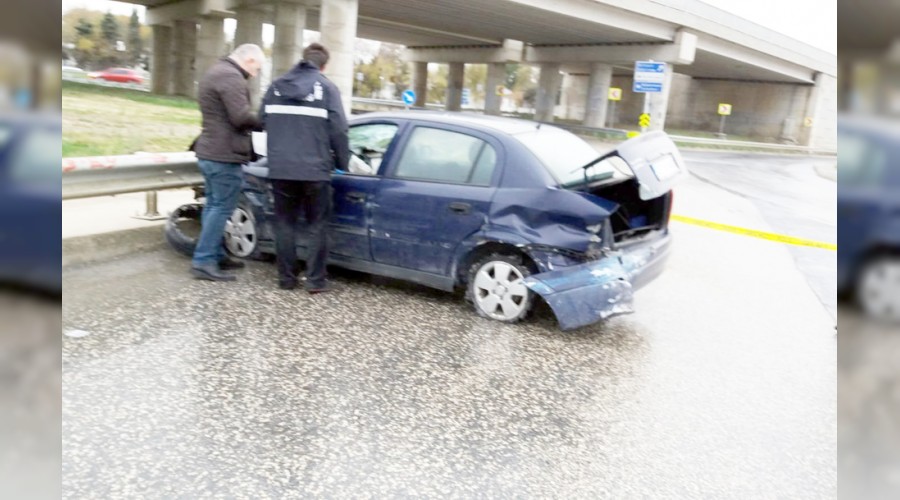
[218,256,245,270]
[192,264,236,282]
[278,279,297,290]
[306,282,333,294]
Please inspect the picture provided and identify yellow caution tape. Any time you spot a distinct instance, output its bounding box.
[670,214,837,251]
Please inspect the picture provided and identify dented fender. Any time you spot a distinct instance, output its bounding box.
[489,187,617,254]
[523,232,672,330]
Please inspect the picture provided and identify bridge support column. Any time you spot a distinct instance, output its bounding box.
[412,61,428,107]
[801,72,837,150]
[173,20,197,97]
[320,0,359,115]
[647,63,674,131]
[273,1,307,78]
[484,62,506,115]
[583,62,612,128]
[446,62,464,111]
[196,16,225,83]
[535,63,561,122]
[151,24,173,95]
[234,5,265,107]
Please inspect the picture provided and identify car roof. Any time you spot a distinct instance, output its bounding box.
[353,111,544,136]
[839,114,900,140]
[0,111,61,129]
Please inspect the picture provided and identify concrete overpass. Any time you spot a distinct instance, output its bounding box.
[124,0,836,148]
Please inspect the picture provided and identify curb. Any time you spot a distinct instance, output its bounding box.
[63,224,167,268]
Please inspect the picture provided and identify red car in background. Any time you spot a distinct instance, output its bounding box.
[87,68,144,84]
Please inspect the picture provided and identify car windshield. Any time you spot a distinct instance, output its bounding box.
[514,126,627,186]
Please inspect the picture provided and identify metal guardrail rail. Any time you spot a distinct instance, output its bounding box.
[62,152,202,200]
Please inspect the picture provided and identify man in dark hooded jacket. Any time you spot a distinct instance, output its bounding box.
[259,43,349,292]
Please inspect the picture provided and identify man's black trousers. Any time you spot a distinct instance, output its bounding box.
[271,179,332,289]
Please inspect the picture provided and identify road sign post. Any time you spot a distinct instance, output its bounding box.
[633,61,666,133]
[717,103,732,138]
[607,87,621,128]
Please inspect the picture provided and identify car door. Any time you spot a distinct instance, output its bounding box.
[836,127,890,286]
[328,121,403,261]
[0,121,61,289]
[369,123,501,276]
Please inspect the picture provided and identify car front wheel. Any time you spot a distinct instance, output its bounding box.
[858,255,900,322]
[223,205,259,258]
[466,253,534,323]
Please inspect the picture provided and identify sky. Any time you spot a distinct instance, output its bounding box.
[61,0,837,55]
[698,0,836,54]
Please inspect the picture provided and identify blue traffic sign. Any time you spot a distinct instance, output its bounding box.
[633,60,667,93]
[633,82,663,93]
[401,89,416,106]
[461,88,471,106]
[635,61,666,73]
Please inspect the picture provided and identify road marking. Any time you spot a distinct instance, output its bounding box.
[670,214,837,251]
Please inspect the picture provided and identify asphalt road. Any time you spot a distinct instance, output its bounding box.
[838,306,900,500]
[62,151,836,498]
[681,150,837,320]
[0,288,61,500]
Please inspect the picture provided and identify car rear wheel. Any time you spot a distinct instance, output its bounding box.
[466,253,534,323]
[857,256,900,322]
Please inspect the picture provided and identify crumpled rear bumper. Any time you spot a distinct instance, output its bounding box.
[523,233,672,330]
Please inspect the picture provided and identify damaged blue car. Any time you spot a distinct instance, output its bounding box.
[167,112,687,330]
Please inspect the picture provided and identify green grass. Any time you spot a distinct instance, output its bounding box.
[62,80,200,110]
[62,80,201,157]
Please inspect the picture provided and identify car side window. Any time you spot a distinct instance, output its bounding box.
[348,123,398,176]
[838,132,886,186]
[10,128,61,184]
[393,127,496,185]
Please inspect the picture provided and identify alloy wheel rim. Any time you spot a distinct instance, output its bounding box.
[473,261,529,320]
[860,260,900,321]
[224,208,256,257]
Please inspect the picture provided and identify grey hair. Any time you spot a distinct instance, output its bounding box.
[230,43,265,64]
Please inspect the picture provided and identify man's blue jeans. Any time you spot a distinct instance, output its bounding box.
[192,159,243,267]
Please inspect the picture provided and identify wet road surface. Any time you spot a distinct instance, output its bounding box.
[63,152,836,498]
[838,307,900,500]
[1,289,61,499]
[682,151,837,320]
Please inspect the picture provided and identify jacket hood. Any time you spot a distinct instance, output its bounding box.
[272,61,325,102]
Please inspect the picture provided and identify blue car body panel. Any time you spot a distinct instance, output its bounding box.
[0,115,61,292]
[240,112,683,328]
[524,232,671,330]
[836,119,900,292]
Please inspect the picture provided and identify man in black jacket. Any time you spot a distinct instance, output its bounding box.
[260,43,349,292]
[191,43,264,281]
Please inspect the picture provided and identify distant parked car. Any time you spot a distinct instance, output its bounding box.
[837,116,900,321]
[87,68,144,84]
[0,113,61,292]
[167,112,686,330]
